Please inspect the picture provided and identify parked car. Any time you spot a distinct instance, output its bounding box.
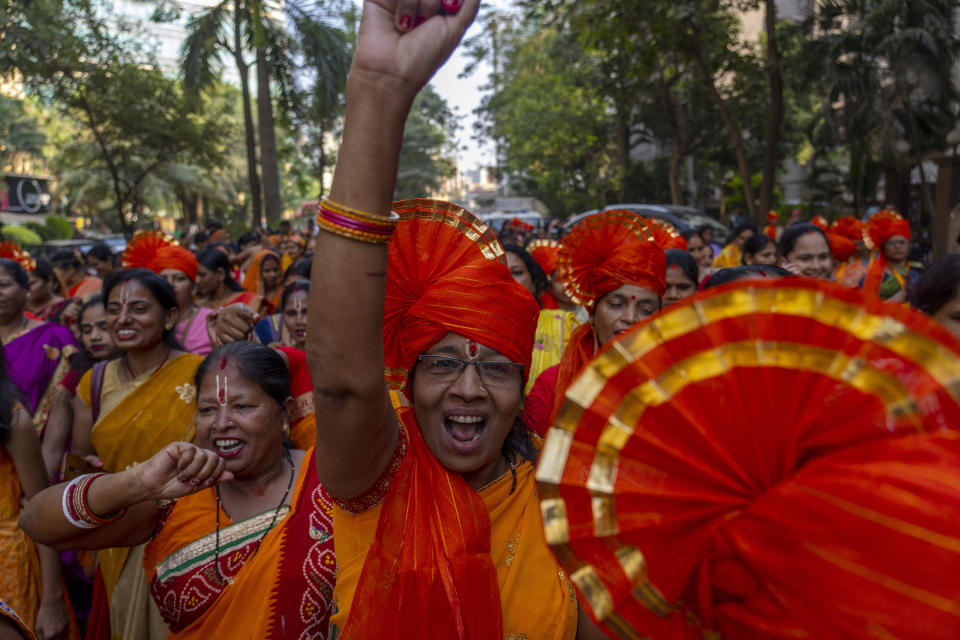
[33,235,127,260]
[565,204,728,245]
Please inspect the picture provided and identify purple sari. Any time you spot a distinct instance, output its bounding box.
[3,322,79,431]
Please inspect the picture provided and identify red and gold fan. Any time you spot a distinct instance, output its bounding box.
[0,241,36,271]
[121,230,177,269]
[537,278,960,639]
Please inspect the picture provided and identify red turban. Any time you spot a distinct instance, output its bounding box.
[384,199,541,391]
[830,216,864,242]
[865,210,911,250]
[0,241,36,271]
[152,245,198,281]
[810,215,829,231]
[527,239,561,275]
[557,210,667,309]
[826,231,856,263]
[639,217,686,251]
[763,224,777,240]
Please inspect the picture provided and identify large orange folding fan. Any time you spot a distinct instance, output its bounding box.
[537,278,960,639]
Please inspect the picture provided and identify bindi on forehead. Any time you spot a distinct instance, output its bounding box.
[465,339,480,361]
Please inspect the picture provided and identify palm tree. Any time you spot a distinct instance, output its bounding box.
[182,0,350,229]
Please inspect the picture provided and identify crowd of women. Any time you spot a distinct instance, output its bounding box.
[3,1,960,639]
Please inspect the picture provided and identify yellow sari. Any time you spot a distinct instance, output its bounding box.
[77,353,202,640]
[329,421,578,639]
[711,243,742,269]
[527,309,582,395]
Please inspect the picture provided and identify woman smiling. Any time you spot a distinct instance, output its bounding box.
[68,269,202,640]
[18,342,336,639]
[302,0,605,636]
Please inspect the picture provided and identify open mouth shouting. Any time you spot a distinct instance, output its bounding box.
[443,411,488,454]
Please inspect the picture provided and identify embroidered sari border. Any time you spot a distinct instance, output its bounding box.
[155,506,290,582]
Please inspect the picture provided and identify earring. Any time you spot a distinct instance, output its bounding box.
[281,418,290,436]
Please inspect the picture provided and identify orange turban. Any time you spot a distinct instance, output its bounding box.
[830,216,864,242]
[763,224,777,240]
[0,241,36,271]
[826,232,856,263]
[384,199,541,390]
[152,245,198,281]
[557,210,667,309]
[122,230,195,277]
[639,217,686,250]
[865,210,911,250]
[810,215,829,231]
[527,239,561,275]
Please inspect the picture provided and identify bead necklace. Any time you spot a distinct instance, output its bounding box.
[213,448,295,584]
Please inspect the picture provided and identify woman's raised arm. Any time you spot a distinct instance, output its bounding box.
[307,0,479,499]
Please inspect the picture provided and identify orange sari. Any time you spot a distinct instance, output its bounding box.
[329,406,578,639]
[142,449,335,638]
[0,407,41,628]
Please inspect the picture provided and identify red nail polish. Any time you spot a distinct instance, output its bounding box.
[414,15,426,26]
[398,14,412,29]
[443,0,460,9]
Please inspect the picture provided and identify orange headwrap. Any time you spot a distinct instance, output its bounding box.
[552,211,667,418]
[527,239,561,275]
[766,210,778,222]
[863,211,911,297]
[810,215,829,231]
[864,210,910,250]
[122,231,195,278]
[152,245,198,281]
[557,210,667,309]
[830,216,864,242]
[763,224,777,240]
[639,217,686,250]
[345,199,539,640]
[241,249,281,294]
[0,241,36,272]
[383,199,540,390]
[826,232,856,263]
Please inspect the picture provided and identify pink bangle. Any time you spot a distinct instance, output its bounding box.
[317,206,397,235]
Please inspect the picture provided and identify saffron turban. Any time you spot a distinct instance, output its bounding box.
[152,246,198,281]
[0,241,36,272]
[383,199,541,391]
[826,232,857,263]
[122,231,198,280]
[830,216,864,242]
[865,210,911,250]
[557,210,667,309]
[527,239,561,275]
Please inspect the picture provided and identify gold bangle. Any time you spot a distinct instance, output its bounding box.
[321,197,399,224]
[316,216,393,245]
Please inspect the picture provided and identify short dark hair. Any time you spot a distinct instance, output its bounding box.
[197,249,244,292]
[51,249,83,270]
[730,219,758,240]
[779,223,829,257]
[665,249,699,285]
[32,258,56,283]
[911,254,960,317]
[0,259,29,290]
[102,268,182,349]
[196,342,290,408]
[741,234,775,264]
[702,265,793,289]
[284,258,312,283]
[87,243,113,262]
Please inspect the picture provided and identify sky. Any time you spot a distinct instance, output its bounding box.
[347,0,506,174]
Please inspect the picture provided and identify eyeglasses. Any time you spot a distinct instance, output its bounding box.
[417,354,524,386]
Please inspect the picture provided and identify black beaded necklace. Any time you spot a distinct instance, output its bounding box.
[213,448,295,584]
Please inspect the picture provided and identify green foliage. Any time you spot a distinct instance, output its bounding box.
[394,86,458,200]
[0,96,46,169]
[2,225,44,247]
[22,214,73,241]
